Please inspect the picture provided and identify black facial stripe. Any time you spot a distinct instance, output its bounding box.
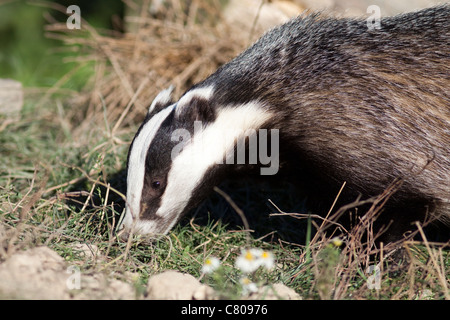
[145,110,177,171]
[126,108,170,171]
[137,108,176,220]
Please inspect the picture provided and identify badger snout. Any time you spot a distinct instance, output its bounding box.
[119,202,182,238]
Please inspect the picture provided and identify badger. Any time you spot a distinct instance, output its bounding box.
[120,5,450,241]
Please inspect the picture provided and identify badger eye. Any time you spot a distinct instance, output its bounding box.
[151,181,161,189]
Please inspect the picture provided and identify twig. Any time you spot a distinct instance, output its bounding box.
[214,186,251,244]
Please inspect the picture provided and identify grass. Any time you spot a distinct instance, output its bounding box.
[1,0,449,300]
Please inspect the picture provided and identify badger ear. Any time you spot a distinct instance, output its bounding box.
[174,86,216,123]
[148,86,175,116]
[177,96,216,123]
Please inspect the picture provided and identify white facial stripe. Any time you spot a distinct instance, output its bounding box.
[125,105,175,227]
[148,86,174,114]
[155,101,274,234]
[125,218,163,236]
[175,86,215,117]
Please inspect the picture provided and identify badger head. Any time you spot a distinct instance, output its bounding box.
[120,86,276,237]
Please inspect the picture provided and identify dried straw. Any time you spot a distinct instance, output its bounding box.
[45,0,247,136]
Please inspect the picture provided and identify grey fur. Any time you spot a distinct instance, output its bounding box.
[127,5,450,239]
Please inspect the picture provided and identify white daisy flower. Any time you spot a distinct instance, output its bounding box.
[235,248,261,273]
[259,250,275,270]
[240,276,258,295]
[201,256,220,274]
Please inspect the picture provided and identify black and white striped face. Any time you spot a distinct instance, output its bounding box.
[121,86,276,236]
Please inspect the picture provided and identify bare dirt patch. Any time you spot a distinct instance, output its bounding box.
[0,246,301,300]
[0,246,136,299]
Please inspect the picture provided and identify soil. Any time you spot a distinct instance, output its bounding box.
[0,246,301,300]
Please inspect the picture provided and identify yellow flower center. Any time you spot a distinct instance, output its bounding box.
[331,238,343,247]
[245,251,254,260]
[241,277,251,285]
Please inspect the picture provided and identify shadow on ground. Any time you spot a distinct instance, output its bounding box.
[64,168,450,246]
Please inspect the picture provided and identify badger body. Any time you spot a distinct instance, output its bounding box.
[122,5,450,240]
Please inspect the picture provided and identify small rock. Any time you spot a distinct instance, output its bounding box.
[192,283,216,300]
[68,242,100,260]
[0,246,70,299]
[76,273,136,300]
[250,283,302,300]
[146,270,215,300]
[0,79,23,116]
[0,246,137,300]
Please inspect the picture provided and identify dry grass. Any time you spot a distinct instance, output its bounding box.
[43,0,247,136]
[270,178,449,299]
